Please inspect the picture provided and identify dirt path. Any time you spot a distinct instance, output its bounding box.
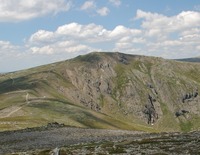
[0,106,23,118]
[0,92,29,118]
[4,106,22,117]
[5,90,27,95]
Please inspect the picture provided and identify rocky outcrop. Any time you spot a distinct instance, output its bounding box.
[53,53,200,128]
[175,110,189,117]
[117,53,129,65]
[143,95,158,124]
[182,89,198,103]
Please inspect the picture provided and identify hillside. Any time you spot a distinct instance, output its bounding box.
[1,52,200,132]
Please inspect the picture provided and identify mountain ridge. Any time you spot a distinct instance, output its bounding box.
[1,52,200,132]
[176,57,200,63]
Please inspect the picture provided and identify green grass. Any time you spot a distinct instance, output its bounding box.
[179,120,193,132]
[0,98,142,131]
[0,96,159,131]
[184,68,200,83]
[98,94,105,107]
[112,64,129,101]
[74,52,101,63]
[155,102,180,132]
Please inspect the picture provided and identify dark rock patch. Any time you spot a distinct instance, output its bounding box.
[143,94,158,124]
[182,89,198,103]
[175,110,189,117]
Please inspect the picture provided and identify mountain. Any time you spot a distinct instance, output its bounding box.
[1,52,200,132]
[176,57,200,63]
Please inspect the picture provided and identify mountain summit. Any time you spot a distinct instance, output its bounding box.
[1,52,200,132]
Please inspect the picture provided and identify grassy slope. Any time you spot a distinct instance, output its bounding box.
[0,63,153,132]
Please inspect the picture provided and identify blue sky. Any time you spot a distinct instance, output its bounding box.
[0,0,200,72]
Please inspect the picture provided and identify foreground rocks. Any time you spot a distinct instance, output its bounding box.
[0,125,141,154]
[0,125,200,154]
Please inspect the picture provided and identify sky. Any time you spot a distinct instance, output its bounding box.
[0,0,200,72]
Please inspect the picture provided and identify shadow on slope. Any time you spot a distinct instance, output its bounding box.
[0,76,35,94]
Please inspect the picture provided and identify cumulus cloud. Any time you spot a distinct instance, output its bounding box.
[0,0,72,22]
[109,25,141,39]
[109,0,121,7]
[97,7,110,16]
[127,10,200,58]
[55,23,106,42]
[30,41,96,55]
[0,41,16,51]
[28,22,141,47]
[0,40,29,72]
[80,1,96,10]
[136,9,200,34]
[29,30,55,45]
[31,46,54,55]
[0,41,20,56]
[27,15,200,59]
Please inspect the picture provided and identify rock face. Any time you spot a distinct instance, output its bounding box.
[143,95,158,124]
[62,53,200,131]
[1,52,200,132]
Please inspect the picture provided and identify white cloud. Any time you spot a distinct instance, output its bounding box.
[0,41,20,56]
[31,46,54,55]
[131,9,200,58]
[180,28,200,36]
[27,18,200,59]
[56,22,82,36]
[54,22,105,42]
[80,1,96,10]
[109,25,141,39]
[28,23,104,55]
[30,41,96,55]
[97,7,110,16]
[0,41,15,50]
[80,1,112,17]
[109,0,121,7]
[0,0,72,22]
[115,42,132,50]
[0,40,29,72]
[136,9,200,33]
[29,22,142,45]
[29,30,55,45]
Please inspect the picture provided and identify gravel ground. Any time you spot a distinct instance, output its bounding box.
[0,125,200,155]
[0,126,142,154]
